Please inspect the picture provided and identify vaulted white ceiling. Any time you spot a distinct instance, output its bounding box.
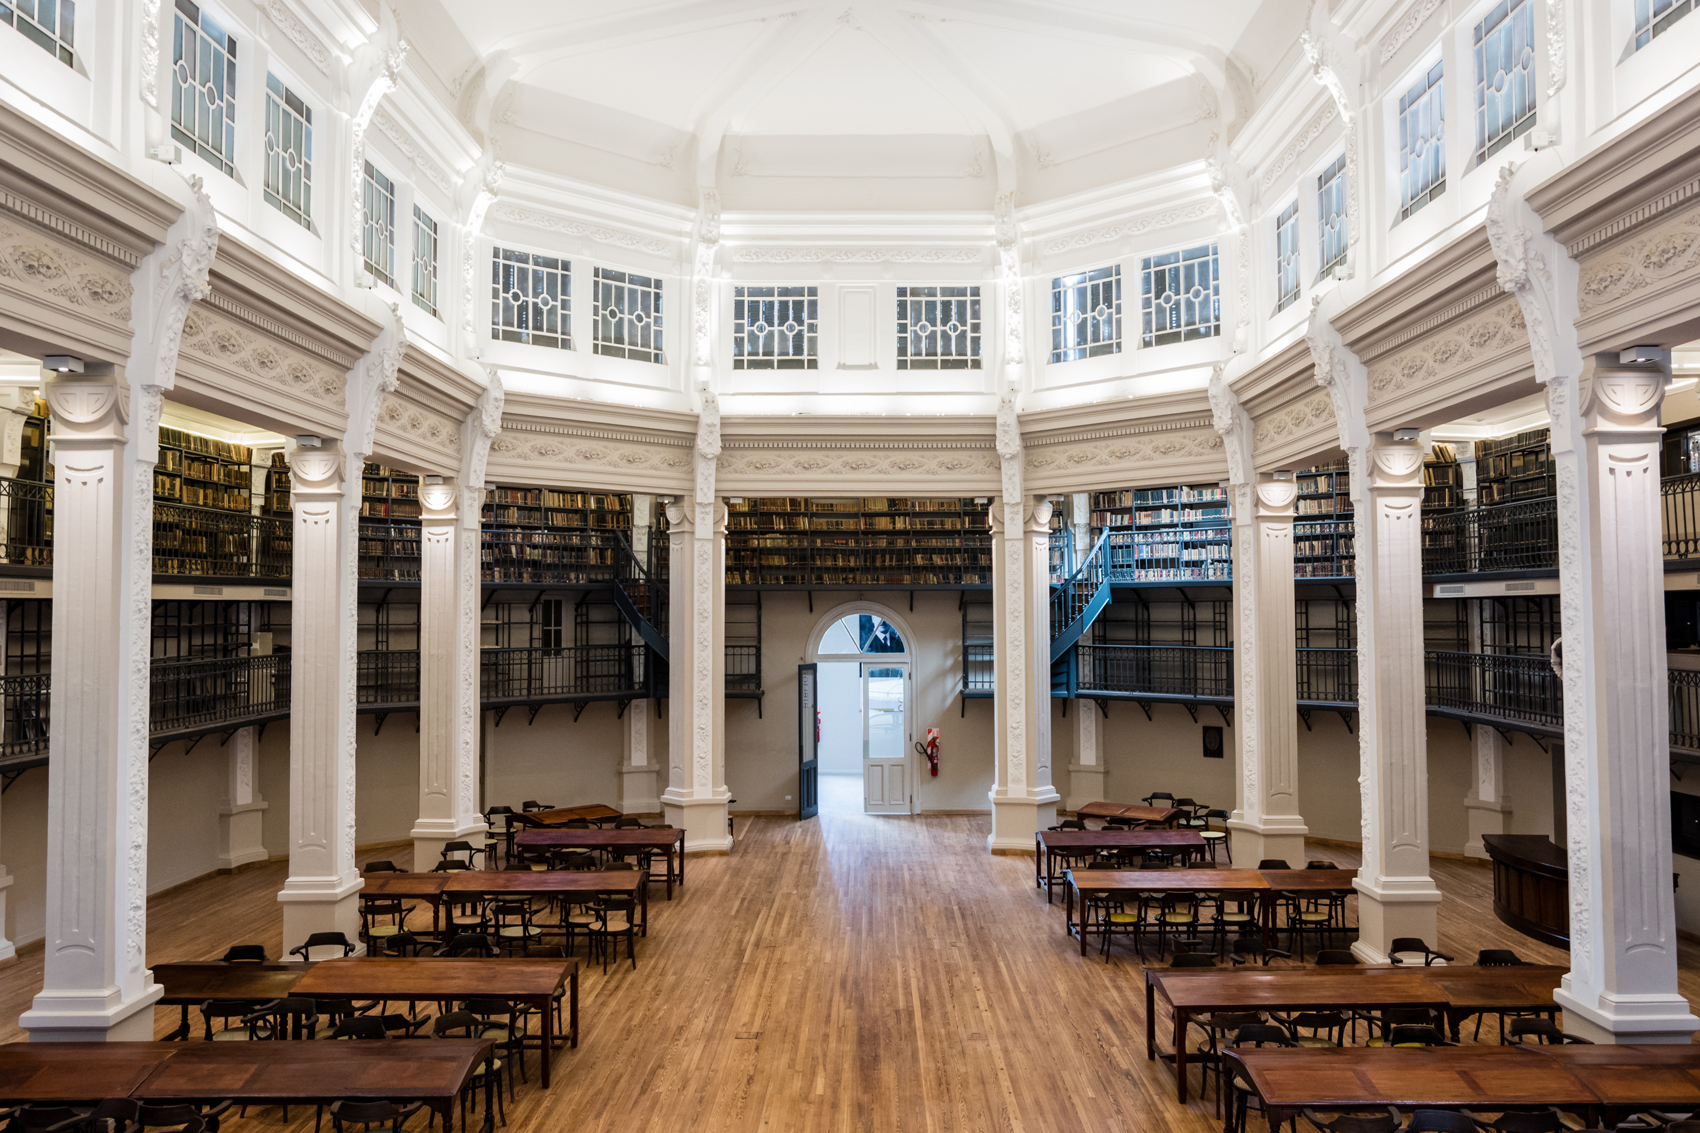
[417,0,1261,204]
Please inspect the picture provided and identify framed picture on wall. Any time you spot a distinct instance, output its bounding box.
[1202,725,1223,759]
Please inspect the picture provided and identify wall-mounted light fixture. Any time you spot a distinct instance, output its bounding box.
[1393,428,1420,441]
[42,355,83,373]
[296,435,322,449]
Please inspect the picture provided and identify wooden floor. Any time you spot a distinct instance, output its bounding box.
[3,813,1700,1132]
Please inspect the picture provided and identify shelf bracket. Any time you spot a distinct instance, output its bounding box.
[807,591,814,614]
[1493,725,1516,748]
[1528,732,1550,754]
[1060,698,1067,718]
[961,693,967,719]
[616,699,630,720]
[373,713,389,737]
[482,589,498,611]
[1137,700,1153,722]
[493,705,510,728]
[1299,707,1313,732]
[569,702,585,724]
[256,721,268,744]
[1183,703,1198,724]
[1,770,22,793]
[1216,704,1231,727]
[1337,709,1356,735]
[1459,720,1473,741]
[1096,698,1108,719]
[756,692,764,720]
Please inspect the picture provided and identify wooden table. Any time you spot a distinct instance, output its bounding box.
[1225,1045,1600,1126]
[1064,868,1272,955]
[444,868,650,937]
[0,1042,179,1102]
[361,873,452,934]
[132,1038,496,1133]
[1034,830,1207,901]
[1075,801,1182,827]
[291,957,577,1088]
[516,829,686,898]
[522,804,622,827]
[1539,1043,1700,1112]
[1145,965,1568,1103]
[151,961,311,1040]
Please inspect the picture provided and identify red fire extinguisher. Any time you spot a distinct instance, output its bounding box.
[914,727,940,776]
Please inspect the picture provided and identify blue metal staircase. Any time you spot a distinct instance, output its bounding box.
[611,533,669,662]
[1049,531,1111,696]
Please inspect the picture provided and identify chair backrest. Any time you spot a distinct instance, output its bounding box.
[1388,1025,1449,1047]
[331,1016,388,1040]
[444,933,496,957]
[1144,792,1175,804]
[1403,1111,1479,1133]
[383,933,425,957]
[602,861,636,871]
[1257,859,1291,870]
[442,841,475,854]
[1475,949,1524,966]
[565,819,592,828]
[1172,797,1197,809]
[613,816,643,828]
[1476,1111,1564,1133]
[137,1104,206,1133]
[220,944,267,962]
[462,997,512,1019]
[431,860,471,872]
[1169,953,1216,968]
[291,932,354,960]
[433,1010,483,1038]
[15,1108,86,1132]
[1315,950,1359,965]
[1305,860,1338,869]
[1300,1108,1401,1133]
[522,800,547,811]
[328,1101,406,1126]
[1388,938,1452,965]
[361,860,401,873]
[1229,1024,1293,1048]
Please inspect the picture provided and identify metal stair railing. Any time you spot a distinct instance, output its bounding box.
[611,532,669,662]
[1049,530,1111,663]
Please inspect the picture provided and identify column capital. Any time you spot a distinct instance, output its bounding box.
[1580,350,1668,439]
[665,499,727,536]
[420,478,457,524]
[43,373,126,445]
[290,443,346,498]
[1366,434,1425,495]
[1253,476,1298,522]
[1023,495,1054,536]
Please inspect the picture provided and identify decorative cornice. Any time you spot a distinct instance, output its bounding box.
[1379,0,1444,62]
[489,203,673,257]
[0,188,143,267]
[1027,416,1216,448]
[256,0,333,71]
[1568,171,1700,260]
[721,437,993,451]
[202,287,357,370]
[371,108,457,197]
[731,246,985,264]
[1040,200,1219,257]
[1356,282,1507,364]
[500,420,693,448]
[1258,103,1338,191]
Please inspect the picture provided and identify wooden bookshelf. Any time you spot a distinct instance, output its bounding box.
[152,427,253,577]
[361,463,421,521]
[1090,484,1231,583]
[1293,459,1354,579]
[481,485,631,584]
[264,451,291,515]
[1476,428,1554,505]
[1423,442,1463,511]
[725,497,992,587]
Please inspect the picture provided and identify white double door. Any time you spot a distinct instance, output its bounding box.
[861,663,909,814]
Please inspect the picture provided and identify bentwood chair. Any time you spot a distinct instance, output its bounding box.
[326,1100,426,1133]
[1401,1112,1479,1133]
[358,896,411,947]
[219,944,267,962]
[1466,1110,1569,1133]
[1200,809,1231,863]
[521,800,552,813]
[1143,791,1176,808]
[463,997,534,1089]
[1506,1017,1592,1045]
[290,932,355,962]
[1297,1108,1401,1133]
[432,1013,506,1125]
[1223,1025,1297,1133]
[361,860,402,874]
[135,1104,213,1133]
[1387,937,1454,966]
[200,1000,266,1041]
[588,898,638,971]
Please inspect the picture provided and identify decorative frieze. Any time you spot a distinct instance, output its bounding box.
[1023,427,1224,474]
[489,433,693,474]
[179,305,347,402]
[1365,296,1528,404]
[1252,390,1335,446]
[0,216,133,323]
[378,397,463,459]
[1040,200,1218,258]
[717,446,998,480]
[1577,200,1700,318]
[489,203,673,257]
[731,246,984,264]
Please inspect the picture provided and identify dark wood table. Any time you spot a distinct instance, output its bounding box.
[0,1042,179,1102]
[515,829,686,898]
[1539,1043,1700,1112]
[1035,831,1207,901]
[444,868,650,937]
[1145,965,1569,1103]
[151,961,311,1040]
[132,1038,496,1133]
[522,804,622,827]
[1075,801,1182,827]
[1225,1045,1600,1126]
[1064,868,1272,955]
[291,957,577,1088]
[361,873,452,935]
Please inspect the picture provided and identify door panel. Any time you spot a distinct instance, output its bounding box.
[863,664,909,813]
[798,663,818,820]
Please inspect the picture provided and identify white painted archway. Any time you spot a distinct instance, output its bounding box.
[807,601,917,814]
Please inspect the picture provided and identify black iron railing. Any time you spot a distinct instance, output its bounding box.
[481,644,650,703]
[153,503,293,580]
[1074,644,1233,700]
[964,643,994,695]
[1051,532,1109,653]
[358,522,421,582]
[1424,649,1562,729]
[1294,518,1355,578]
[149,654,289,736]
[726,644,760,693]
[1296,647,1358,703]
[613,533,668,656]
[0,476,52,568]
[1664,473,1700,560]
[1422,496,1558,575]
[357,649,420,705]
[0,672,50,764]
[1672,669,1700,752]
[481,528,621,586]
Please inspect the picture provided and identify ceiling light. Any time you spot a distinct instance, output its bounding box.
[1621,345,1664,365]
[1667,377,1699,395]
[43,355,83,373]
[1393,428,1420,441]
[296,435,322,449]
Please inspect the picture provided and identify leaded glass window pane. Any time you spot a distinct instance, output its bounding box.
[733,286,817,370]
[1,0,74,65]
[1636,0,1694,47]
[1317,154,1348,278]
[1050,266,1121,364]
[593,267,663,363]
[171,0,237,177]
[412,205,438,317]
[1140,244,1219,348]
[1473,0,1536,165]
[263,73,312,229]
[1274,200,1301,314]
[362,161,396,288]
[896,286,981,370]
[1398,59,1446,220]
[491,247,570,350]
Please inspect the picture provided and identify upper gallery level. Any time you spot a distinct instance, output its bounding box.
[4,0,1697,424]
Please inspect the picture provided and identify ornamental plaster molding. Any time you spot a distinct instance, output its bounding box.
[996,190,1025,368]
[0,215,133,324]
[731,246,984,264]
[349,40,409,264]
[717,446,1000,480]
[1025,416,1215,447]
[1251,389,1336,446]
[502,421,692,449]
[1208,362,1251,485]
[1022,427,1224,474]
[463,368,503,489]
[257,0,333,71]
[179,304,345,401]
[371,108,457,197]
[488,433,693,474]
[1040,200,1219,257]
[1365,295,1528,404]
[1564,173,1700,260]
[691,188,720,370]
[200,288,357,369]
[490,202,673,257]
[1546,0,1566,100]
[347,305,406,457]
[128,176,219,396]
[1357,283,1507,364]
[1302,33,1360,248]
[379,396,462,458]
[0,190,145,268]
[142,0,162,108]
[1378,0,1444,62]
[1486,165,1563,385]
[1576,200,1700,318]
[460,158,503,352]
[1258,102,1338,191]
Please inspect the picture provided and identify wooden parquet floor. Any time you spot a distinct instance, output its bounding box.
[2,813,1699,1132]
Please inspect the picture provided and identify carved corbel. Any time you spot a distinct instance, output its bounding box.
[461,365,504,491]
[694,390,721,508]
[994,190,1025,371]
[1208,360,1254,486]
[1301,29,1361,251]
[691,187,721,371]
[459,153,504,354]
[347,305,406,459]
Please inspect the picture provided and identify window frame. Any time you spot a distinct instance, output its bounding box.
[1317,153,1349,280]
[491,245,571,351]
[361,160,397,288]
[1049,265,1122,364]
[592,267,665,365]
[171,0,238,178]
[1274,199,1301,314]
[1,0,75,66]
[1397,57,1447,221]
[1139,244,1220,348]
[1472,0,1537,167]
[896,285,982,371]
[1635,0,1694,46]
[411,204,439,318]
[262,71,313,231]
[732,285,818,370]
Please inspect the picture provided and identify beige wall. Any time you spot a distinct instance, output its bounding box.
[1,766,47,949]
[482,701,624,816]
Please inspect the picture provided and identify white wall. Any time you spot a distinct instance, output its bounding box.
[816,661,861,774]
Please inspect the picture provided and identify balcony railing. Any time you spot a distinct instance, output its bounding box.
[148,654,289,738]
[0,672,49,764]
[964,642,994,695]
[0,477,52,568]
[358,523,422,582]
[1664,473,1700,560]
[1296,647,1358,704]
[1074,644,1233,700]
[152,502,292,580]
[1672,669,1700,753]
[481,644,651,704]
[1422,496,1559,576]
[726,644,760,693]
[1424,649,1563,730]
[357,649,421,706]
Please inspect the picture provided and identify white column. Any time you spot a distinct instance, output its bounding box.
[987,493,1060,849]
[19,371,162,1040]
[1549,349,1699,1043]
[412,478,487,865]
[1064,698,1103,814]
[277,440,362,953]
[1352,432,1443,962]
[661,499,730,852]
[620,697,660,814]
[1228,475,1308,866]
[216,726,269,871]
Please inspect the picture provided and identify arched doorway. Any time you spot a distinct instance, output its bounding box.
[806,603,915,815]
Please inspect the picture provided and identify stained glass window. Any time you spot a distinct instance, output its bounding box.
[1050,266,1121,363]
[1473,0,1536,165]
[897,286,981,370]
[171,0,237,177]
[1275,200,1301,313]
[412,206,438,317]
[492,247,570,350]
[1,0,74,65]
[734,286,817,369]
[362,161,396,288]
[263,74,312,229]
[1140,245,1219,347]
[1636,0,1693,47]
[1317,154,1348,278]
[593,268,664,363]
